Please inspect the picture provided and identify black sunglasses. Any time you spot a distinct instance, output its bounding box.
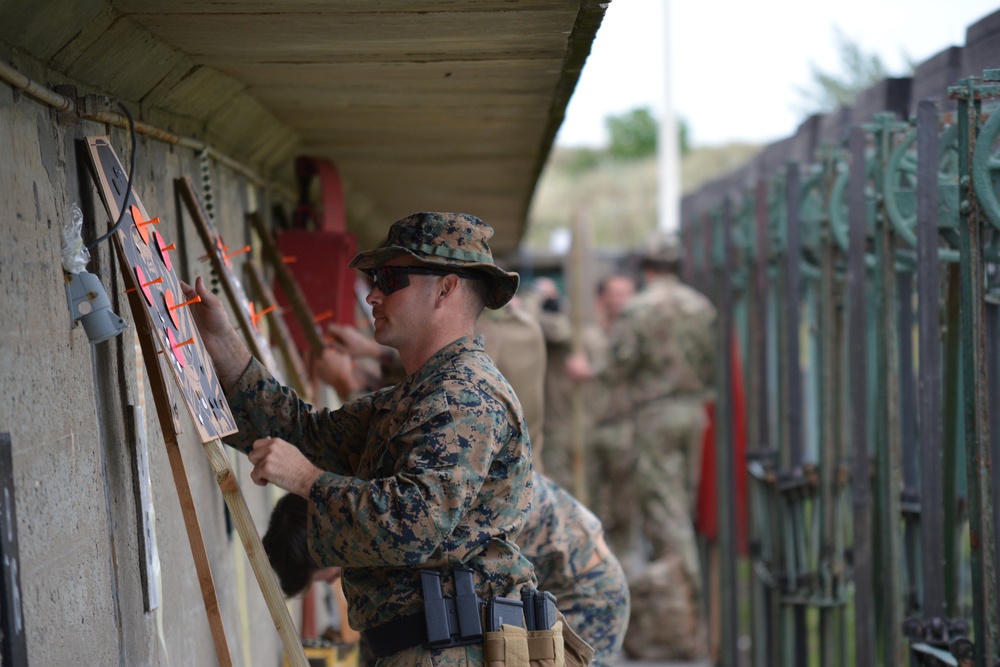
[369,266,481,295]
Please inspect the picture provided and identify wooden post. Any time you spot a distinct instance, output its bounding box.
[245,259,312,402]
[567,208,590,504]
[200,438,308,667]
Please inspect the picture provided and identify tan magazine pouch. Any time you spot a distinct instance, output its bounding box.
[526,621,565,667]
[483,615,593,667]
[485,624,530,667]
[556,614,595,667]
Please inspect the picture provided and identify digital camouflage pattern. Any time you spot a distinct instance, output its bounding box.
[224,335,536,634]
[517,472,629,667]
[348,212,519,310]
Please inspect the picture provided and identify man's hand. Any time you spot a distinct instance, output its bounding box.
[564,351,595,382]
[313,347,362,399]
[248,437,324,497]
[326,323,382,359]
[180,276,252,391]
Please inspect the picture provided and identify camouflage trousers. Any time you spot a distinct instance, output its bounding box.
[377,643,483,667]
[631,397,705,588]
[586,419,636,559]
[623,553,706,661]
[621,397,707,661]
[559,551,631,667]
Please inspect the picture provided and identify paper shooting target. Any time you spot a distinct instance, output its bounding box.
[85,136,237,442]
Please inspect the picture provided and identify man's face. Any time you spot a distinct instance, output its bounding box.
[600,275,635,320]
[365,258,442,349]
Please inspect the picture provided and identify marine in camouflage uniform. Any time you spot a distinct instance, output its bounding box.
[517,472,629,667]
[478,301,628,666]
[187,212,536,666]
[602,236,716,661]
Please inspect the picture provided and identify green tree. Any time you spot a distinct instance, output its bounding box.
[604,108,691,160]
[794,26,902,114]
[606,107,658,159]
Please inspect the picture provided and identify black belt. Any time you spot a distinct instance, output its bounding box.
[363,611,481,659]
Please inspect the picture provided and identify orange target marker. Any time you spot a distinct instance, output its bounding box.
[313,310,334,324]
[131,205,160,245]
[282,255,297,264]
[154,231,176,272]
[166,328,193,367]
[163,290,201,328]
[224,245,250,259]
[133,266,160,306]
[249,302,276,330]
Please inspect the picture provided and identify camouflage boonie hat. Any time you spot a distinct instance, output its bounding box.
[641,231,681,266]
[348,212,520,309]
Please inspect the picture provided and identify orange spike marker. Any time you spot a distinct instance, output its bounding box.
[282,256,297,264]
[249,303,276,331]
[133,266,159,306]
[166,328,190,367]
[169,295,202,311]
[154,231,176,272]
[131,205,160,245]
[224,245,251,259]
[313,310,334,324]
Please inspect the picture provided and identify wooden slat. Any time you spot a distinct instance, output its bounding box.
[245,259,312,402]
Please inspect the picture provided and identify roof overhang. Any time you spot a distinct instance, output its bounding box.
[1,0,607,252]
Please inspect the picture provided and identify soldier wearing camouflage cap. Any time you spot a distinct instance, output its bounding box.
[614,230,715,660]
[183,212,534,666]
[563,230,715,660]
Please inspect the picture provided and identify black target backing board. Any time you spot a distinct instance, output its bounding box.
[85,136,237,442]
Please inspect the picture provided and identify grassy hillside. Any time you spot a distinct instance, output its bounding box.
[524,143,761,253]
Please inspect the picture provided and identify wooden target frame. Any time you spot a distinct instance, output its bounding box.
[174,176,285,383]
[84,136,307,667]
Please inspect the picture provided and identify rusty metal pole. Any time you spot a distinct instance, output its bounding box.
[952,76,1000,667]
[847,126,876,667]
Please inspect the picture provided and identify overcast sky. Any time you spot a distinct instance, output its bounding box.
[555,0,1000,148]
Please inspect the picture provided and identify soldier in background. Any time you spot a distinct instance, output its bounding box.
[566,234,716,661]
[523,277,576,489]
[478,301,629,666]
[570,273,637,562]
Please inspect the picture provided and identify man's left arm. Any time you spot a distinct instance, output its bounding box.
[305,385,525,567]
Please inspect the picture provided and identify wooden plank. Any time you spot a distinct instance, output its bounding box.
[244,259,312,402]
[0,433,28,667]
[200,438,307,667]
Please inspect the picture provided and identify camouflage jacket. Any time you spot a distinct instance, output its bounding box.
[516,472,604,598]
[224,335,536,631]
[603,275,716,407]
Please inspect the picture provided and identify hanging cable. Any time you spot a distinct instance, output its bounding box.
[85,102,137,250]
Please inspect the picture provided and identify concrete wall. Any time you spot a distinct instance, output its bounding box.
[1,45,292,666]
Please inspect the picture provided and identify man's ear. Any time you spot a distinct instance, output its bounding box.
[437,274,461,300]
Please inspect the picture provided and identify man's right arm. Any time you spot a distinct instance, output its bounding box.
[181,276,252,392]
